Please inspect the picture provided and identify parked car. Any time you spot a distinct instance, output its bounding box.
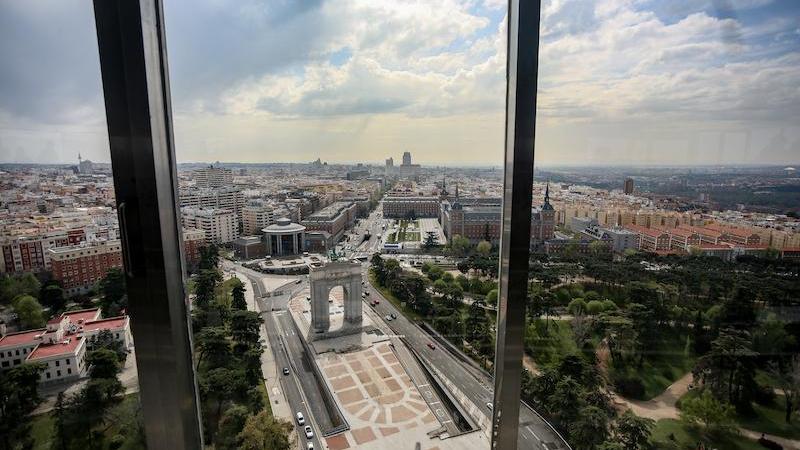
[307,442,314,449]
[296,412,305,425]
[486,402,493,411]
[385,315,393,321]
[427,342,436,350]
[390,313,397,320]
[283,367,290,376]
[304,425,314,439]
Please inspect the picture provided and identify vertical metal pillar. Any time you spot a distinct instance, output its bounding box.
[491,0,541,449]
[93,0,203,448]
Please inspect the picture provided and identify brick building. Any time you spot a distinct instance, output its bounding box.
[48,240,123,296]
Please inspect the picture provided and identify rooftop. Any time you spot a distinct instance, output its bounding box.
[81,316,128,332]
[0,328,46,348]
[28,337,83,360]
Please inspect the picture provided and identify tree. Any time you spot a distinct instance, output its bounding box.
[423,231,439,249]
[89,330,127,362]
[40,281,66,312]
[230,310,263,353]
[476,240,492,256]
[768,355,800,424]
[196,327,231,370]
[568,405,609,450]
[613,410,654,449]
[231,281,247,311]
[237,410,292,450]
[680,390,736,435]
[485,289,498,306]
[215,404,250,450]
[449,234,471,257]
[200,245,220,270]
[195,268,223,310]
[0,273,40,305]
[87,348,121,380]
[695,328,758,409]
[0,363,45,450]
[13,294,45,328]
[99,268,127,316]
[549,376,584,424]
[567,298,586,315]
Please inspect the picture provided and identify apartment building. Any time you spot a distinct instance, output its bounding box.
[181,208,238,245]
[625,224,671,252]
[0,228,86,273]
[301,201,356,242]
[48,240,123,296]
[193,166,233,188]
[242,205,276,236]
[179,187,245,220]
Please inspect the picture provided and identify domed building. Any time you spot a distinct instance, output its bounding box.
[262,217,306,256]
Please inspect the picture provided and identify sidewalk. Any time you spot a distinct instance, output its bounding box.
[233,271,292,421]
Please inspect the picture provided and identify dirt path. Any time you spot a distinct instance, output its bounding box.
[613,373,800,449]
[611,372,693,421]
[523,354,540,375]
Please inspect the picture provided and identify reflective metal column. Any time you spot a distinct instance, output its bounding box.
[93,0,203,448]
[491,0,542,449]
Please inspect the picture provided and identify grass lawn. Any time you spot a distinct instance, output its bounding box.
[257,381,273,417]
[31,393,144,450]
[650,419,763,450]
[677,390,799,440]
[737,394,800,440]
[614,331,696,400]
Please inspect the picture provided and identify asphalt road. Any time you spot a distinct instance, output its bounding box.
[363,270,570,450]
[239,269,323,450]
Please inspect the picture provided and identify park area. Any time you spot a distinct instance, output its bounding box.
[385,220,421,244]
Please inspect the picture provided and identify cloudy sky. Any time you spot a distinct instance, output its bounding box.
[1,0,798,166]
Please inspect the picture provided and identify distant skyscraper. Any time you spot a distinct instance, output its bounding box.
[402,151,412,166]
[624,178,634,195]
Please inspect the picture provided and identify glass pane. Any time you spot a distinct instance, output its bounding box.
[0,1,145,448]
[164,0,514,447]
[528,1,800,449]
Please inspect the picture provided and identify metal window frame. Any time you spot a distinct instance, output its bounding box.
[91,0,543,448]
[491,0,542,449]
[93,0,203,448]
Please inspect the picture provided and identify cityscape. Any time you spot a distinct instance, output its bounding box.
[1,151,798,450]
[2,0,800,450]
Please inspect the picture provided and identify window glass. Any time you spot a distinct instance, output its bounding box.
[163,0,517,447]
[526,1,800,449]
[0,1,145,448]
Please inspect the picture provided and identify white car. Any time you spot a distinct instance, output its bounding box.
[307,443,314,450]
[296,412,305,425]
[304,425,314,439]
[385,315,393,321]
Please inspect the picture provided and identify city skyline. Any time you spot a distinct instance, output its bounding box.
[1,0,799,166]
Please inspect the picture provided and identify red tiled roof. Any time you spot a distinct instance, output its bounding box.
[27,337,83,360]
[63,308,101,324]
[680,225,722,238]
[0,329,45,348]
[81,317,127,332]
[625,224,668,238]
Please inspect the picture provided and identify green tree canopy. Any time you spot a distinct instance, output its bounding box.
[13,295,45,328]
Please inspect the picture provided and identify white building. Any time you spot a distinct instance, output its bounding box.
[179,187,244,220]
[181,208,238,244]
[0,308,132,385]
[242,205,276,236]
[193,165,233,188]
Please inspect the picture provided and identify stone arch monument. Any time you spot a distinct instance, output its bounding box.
[310,260,362,336]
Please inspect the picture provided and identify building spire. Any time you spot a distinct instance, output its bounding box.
[544,180,550,203]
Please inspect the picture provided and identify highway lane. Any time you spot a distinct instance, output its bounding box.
[238,269,323,450]
[362,270,570,450]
